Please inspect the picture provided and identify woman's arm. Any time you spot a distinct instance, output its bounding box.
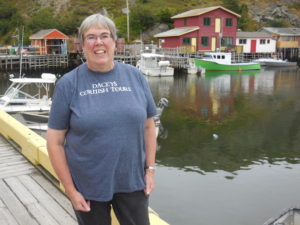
[143,117,157,195]
[46,128,90,212]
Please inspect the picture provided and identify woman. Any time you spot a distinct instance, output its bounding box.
[47,13,157,225]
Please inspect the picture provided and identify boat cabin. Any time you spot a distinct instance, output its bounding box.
[202,52,232,64]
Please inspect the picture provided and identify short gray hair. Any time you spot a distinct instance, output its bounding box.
[78,13,117,46]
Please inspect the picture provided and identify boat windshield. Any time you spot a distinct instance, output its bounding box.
[0,98,6,106]
[203,54,213,59]
[5,87,36,100]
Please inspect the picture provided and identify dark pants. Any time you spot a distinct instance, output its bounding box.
[74,190,150,225]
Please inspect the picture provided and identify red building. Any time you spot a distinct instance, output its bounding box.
[154,6,240,52]
[30,29,69,55]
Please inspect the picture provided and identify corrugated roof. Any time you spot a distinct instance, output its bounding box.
[237,32,273,38]
[259,27,300,36]
[171,6,240,19]
[29,29,68,39]
[154,27,200,38]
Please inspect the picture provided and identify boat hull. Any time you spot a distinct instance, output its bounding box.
[20,111,49,123]
[253,58,298,67]
[194,59,261,71]
[263,61,298,67]
[140,67,174,76]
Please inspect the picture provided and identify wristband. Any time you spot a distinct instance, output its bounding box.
[145,166,156,170]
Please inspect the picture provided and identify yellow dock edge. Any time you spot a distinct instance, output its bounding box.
[0,110,169,225]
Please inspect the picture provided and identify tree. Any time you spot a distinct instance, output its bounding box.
[130,5,155,37]
[238,4,258,31]
[26,7,60,33]
[222,0,240,14]
[0,1,23,44]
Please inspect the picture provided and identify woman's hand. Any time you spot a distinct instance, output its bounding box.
[67,188,91,212]
[144,170,155,195]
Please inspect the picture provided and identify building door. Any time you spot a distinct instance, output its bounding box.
[211,37,216,51]
[250,40,256,53]
[191,38,197,52]
[215,18,221,33]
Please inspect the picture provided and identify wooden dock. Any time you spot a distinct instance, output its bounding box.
[0,135,77,225]
[0,55,69,71]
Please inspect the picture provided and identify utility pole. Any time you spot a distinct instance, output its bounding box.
[126,0,130,42]
[19,26,24,77]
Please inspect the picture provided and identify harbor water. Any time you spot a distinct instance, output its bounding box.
[1,67,300,225]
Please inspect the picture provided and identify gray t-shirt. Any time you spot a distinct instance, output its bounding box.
[48,62,157,201]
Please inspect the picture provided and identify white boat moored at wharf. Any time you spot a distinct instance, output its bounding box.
[0,73,56,113]
[253,58,298,67]
[136,53,174,77]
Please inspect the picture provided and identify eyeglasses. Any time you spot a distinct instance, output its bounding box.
[85,33,112,43]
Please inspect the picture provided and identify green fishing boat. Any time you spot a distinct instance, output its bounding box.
[194,52,261,71]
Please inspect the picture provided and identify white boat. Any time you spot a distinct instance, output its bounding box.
[253,58,298,67]
[136,53,174,76]
[0,73,56,113]
[264,207,300,225]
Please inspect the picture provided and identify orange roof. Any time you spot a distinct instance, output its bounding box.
[30,29,69,40]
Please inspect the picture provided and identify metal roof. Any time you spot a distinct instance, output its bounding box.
[171,6,240,19]
[154,26,199,38]
[237,32,273,38]
[29,29,69,39]
[259,27,300,36]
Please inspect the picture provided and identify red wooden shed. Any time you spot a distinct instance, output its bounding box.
[29,29,69,55]
[154,6,240,52]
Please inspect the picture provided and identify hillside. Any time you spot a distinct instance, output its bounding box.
[0,0,300,45]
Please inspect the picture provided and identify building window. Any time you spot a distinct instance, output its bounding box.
[201,37,208,46]
[226,18,232,26]
[267,40,270,44]
[282,36,296,41]
[184,18,187,25]
[260,39,266,44]
[182,37,191,45]
[221,36,233,47]
[203,17,210,26]
[239,39,246,44]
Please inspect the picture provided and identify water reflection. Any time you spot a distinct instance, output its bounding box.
[147,69,300,176]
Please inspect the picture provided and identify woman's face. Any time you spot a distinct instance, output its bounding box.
[82,26,115,72]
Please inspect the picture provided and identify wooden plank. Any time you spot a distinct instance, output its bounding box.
[31,172,76,218]
[19,175,77,224]
[5,177,37,206]
[0,155,26,163]
[0,163,34,174]
[0,152,19,157]
[27,202,60,225]
[0,167,35,179]
[0,179,38,225]
[0,160,30,169]
[0,198,4,208]
[0,146,15,151]
[0,208,19,225]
